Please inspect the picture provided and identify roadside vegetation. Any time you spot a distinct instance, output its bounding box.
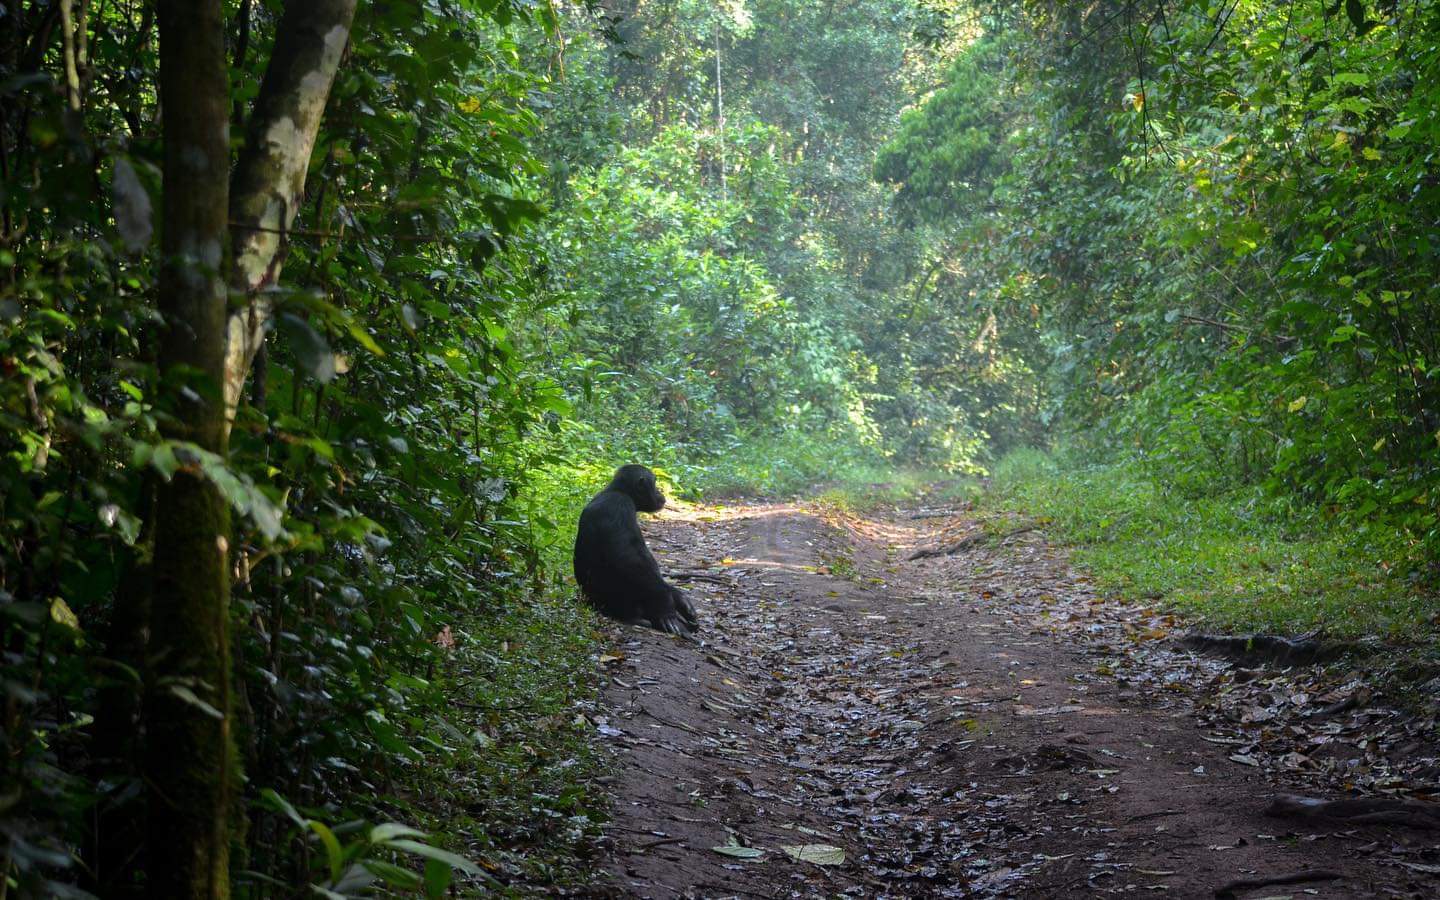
[988,449,1434,640]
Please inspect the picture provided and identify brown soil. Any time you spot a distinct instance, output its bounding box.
[584,499,1439,898]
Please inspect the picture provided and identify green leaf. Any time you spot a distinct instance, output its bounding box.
[49,597,81,632]
[279,313,338,383]
[308,820,345,885]
[361,859,424,890]
[167,683,224,719]
[144,442,180,480]
[711,844,764,860]
[383,839,481,877]
[260,789,308,829]
[344,317,385,356]
[370,823,429,844]
[781,844,845,866]
[423,859,454,899]
[1330,72,1370,86]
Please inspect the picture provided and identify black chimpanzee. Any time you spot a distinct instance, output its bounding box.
[574,464,700,636]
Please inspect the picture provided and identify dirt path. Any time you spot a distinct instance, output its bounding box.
[586,499,1436,898]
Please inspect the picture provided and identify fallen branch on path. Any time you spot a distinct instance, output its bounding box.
[1124,808,1180,824]
[1213,869,1342,898]
[1179,630,1365,665]
[636,706,701,734]
[907,509,962,520]
[693,882,782,900]
[1265,794,1440,830]
[907,525,1040,561]
[673,570,735,586]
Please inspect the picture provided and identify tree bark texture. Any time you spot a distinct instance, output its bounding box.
[150,1,234,896]
[223,0,357,430]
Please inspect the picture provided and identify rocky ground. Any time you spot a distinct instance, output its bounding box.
[583,495,1440,898]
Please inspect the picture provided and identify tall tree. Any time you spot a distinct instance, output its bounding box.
[148,1,355,893]
[150,0,234,894]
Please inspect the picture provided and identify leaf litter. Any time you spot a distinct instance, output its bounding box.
[590,496,1438,897]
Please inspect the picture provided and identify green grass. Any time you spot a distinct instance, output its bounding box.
[986,448,1437,641]
[676,428,895,498]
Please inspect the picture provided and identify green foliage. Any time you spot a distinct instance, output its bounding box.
[0,1,607,895]
[875,34,1011,223]
[816,469,980,513]
[533,120,868,445]
[254,790,493,898]
[682,427,891,498]
[988,449,1433,638]
[10,0,1437,894]
[877,0,1440,569]
[518,0,1020,480]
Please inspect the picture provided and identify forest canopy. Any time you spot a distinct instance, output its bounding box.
[1,0,1435,895]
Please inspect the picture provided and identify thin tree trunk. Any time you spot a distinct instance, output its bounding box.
[149,1,234,896]
[223,0,357,432]
[84,481,153,897]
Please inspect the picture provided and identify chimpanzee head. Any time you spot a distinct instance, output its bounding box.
[610,464,666,513]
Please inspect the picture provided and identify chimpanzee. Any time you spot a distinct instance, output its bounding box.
[574,464,700,636]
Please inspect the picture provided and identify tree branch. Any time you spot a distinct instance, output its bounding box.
[222,0,357,435]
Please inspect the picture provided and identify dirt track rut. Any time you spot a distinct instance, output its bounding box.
[587,500,1430,898]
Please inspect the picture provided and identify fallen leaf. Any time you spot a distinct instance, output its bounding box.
[782,844,845,866]
[711,844,763,860]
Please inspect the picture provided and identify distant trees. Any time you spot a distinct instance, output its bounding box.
[876,0,1440,563]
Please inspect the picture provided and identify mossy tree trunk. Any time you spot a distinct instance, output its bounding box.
[149,1,234,896]
[143,2,357,895]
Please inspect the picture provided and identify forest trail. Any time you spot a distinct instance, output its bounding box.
[589,497,1430,899]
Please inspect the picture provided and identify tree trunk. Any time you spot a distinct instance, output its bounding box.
[149,1,234,896]
[142,3,356,894]
[223,0,357,432]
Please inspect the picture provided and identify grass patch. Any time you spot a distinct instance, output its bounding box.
[986,448,1437,640]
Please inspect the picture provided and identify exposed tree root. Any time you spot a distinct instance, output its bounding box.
[1213,868,1343,898]
[907,525,1039,560]
[1265,794,1440,830]
[907,509,964,520]
[1179,631,1363,665]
